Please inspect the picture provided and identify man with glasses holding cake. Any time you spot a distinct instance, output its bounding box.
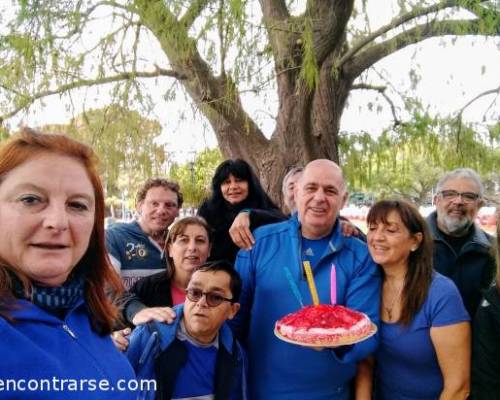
[428,168,495,317]
[126,260,248,400]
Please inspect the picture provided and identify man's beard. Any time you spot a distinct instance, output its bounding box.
[438,212,473,237]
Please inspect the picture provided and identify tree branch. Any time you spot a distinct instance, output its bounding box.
[0,68,184,123]
[179,0,214,28]
[351,83,401,124]
[338,0,458,68]
[258,0,295,72]
[457,84,500,117]
[308,0,355,65]
[259,0,289,21]
[345,18,500,80]
[134,0,269,155]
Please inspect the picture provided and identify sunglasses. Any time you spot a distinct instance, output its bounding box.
[185,288,234,307]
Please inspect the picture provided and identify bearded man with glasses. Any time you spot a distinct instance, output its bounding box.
[428,168,495,317]
[126,260,248,400]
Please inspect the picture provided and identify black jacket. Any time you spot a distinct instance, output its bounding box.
[198,201,286,264]
[471,286,500,400]
[122,271,173,325]
[427,212,495,317]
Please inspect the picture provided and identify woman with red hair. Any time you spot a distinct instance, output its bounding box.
[0,128,135,399]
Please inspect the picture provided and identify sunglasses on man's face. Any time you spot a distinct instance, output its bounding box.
[185,288,234,307]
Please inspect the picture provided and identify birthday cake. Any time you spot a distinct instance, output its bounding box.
[275,304,374,346]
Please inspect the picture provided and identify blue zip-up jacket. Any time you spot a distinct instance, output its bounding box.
[126,304,249,400]
[231,214,381,400]
[427,211,495,317]
[0,299,136,400]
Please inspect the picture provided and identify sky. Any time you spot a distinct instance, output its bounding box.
[5,1,500,163]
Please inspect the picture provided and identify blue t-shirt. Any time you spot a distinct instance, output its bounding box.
[171,323,218,399]
[375,273,470,400]
[302,236,329,269]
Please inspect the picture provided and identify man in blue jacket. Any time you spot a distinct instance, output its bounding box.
[231,159,381,400]
[428,168,495,317]
[126,260,248,400]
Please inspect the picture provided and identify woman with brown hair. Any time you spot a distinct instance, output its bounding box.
[0,128,135,399]
[356,199,470,400]
[471,210,500,399]
[121,216,212,326]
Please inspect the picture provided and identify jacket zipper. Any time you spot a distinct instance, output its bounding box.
[62,324,77,339]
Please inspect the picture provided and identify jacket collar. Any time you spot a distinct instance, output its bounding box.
[483,286,500,309]
[289,213,344,257]
[427,211,491,250]
[9,297,85,324]
[156,304,236,354]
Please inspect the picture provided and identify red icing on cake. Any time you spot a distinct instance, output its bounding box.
[275,304,373,346]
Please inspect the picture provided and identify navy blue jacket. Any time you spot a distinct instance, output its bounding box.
[126,304,248,400]
[427,211,495,317]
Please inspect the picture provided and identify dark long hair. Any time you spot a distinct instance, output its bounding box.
[199,159,281,227]
[207,159,279,211]
[0,128,123,334]
[367,199,433,326]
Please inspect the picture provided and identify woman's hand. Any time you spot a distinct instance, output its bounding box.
[229,211,255,250]
[111,327,131,352]
[131,306,176,326]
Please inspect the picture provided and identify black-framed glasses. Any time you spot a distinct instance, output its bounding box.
[185,288,234,307]
[439,190,480,203]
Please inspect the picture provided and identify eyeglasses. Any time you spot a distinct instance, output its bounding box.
[185,288,234,307]
[439,190,480,203]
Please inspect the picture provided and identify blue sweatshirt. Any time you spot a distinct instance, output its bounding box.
[0,299,136,400]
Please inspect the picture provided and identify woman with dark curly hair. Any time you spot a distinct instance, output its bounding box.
[198,159,285,263]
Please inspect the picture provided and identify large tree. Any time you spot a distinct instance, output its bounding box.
[0,0,498,200]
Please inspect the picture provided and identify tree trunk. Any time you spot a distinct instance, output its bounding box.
[204,69,352,205]
[136,0,354,205]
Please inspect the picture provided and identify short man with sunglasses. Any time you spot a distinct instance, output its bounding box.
[126,261,248,400]
[429,168,495,317]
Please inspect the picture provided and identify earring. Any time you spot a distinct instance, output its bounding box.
[411,246,417,252]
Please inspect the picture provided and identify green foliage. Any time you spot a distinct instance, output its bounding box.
[169,148,223,207]
[340,113,500,204]
[300,17,319,90]
[41,104,167,201]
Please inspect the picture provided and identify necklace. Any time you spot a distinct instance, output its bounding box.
[383,280,403,321]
